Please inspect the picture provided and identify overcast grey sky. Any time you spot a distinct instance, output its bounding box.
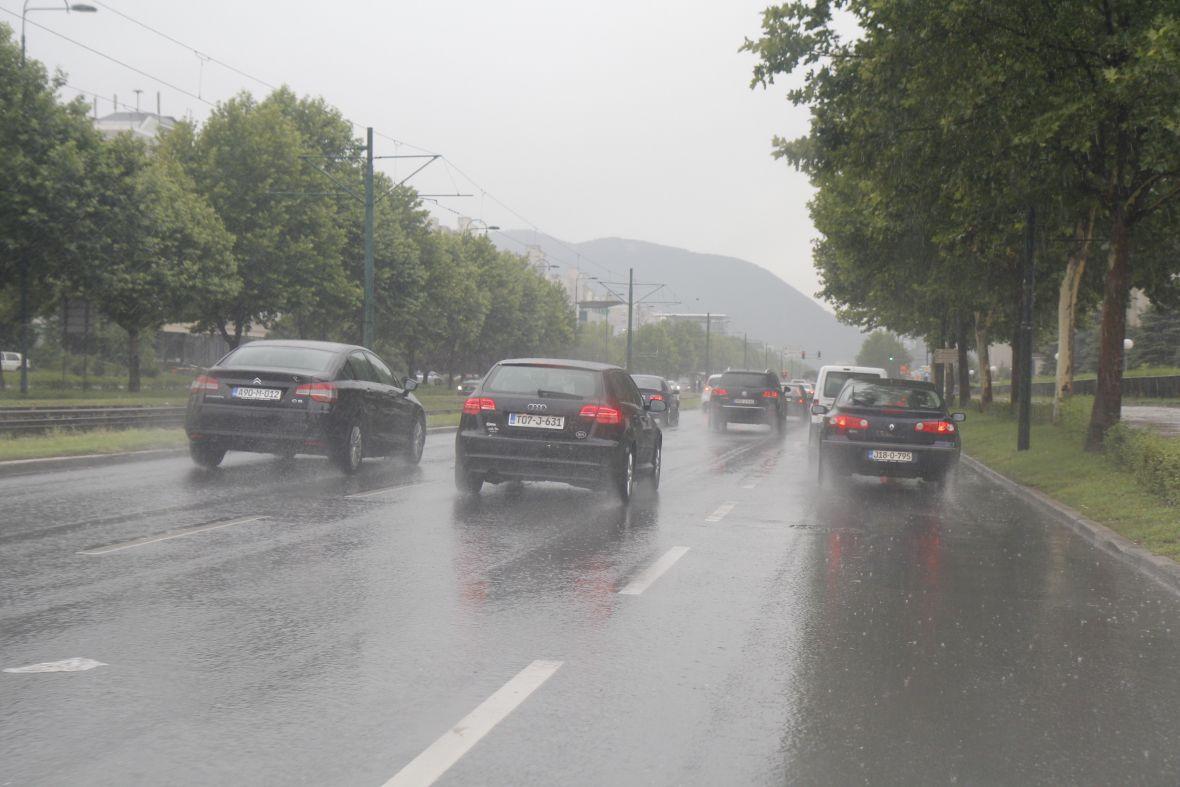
[7,0,824,303]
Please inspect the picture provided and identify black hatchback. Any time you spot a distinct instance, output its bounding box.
[707,370,786,433]
[454,358,664,501]
[811,378,965,485]
[185,340,426,473]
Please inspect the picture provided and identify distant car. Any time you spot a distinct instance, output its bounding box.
[185,340,426,473]
[782,383,810,413]
[701,373,723,405]
[1,351,22,372]
[707,369,786,434]
[632,373,680,427]
[811,377,964,486]
[454,358,663,501]
[809,365,887,446]
[665,379,681,395]
[456,377,482,396]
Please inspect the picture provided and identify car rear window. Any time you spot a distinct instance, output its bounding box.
[220,345,337,373]
[822,371,882,398]
[485,364,600,399]
[838,382,944,410]
[631,375,664,389]
[720,372,773,388]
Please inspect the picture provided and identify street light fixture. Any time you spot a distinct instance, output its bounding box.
[18,0,98,395]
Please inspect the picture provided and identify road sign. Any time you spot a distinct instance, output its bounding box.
[933,348,958,364]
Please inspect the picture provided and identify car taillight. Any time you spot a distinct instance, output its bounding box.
[579,404,622,424]
[190,374,219,393]
[463,397,496,415]
[829,414,869,431]
[650,393,664,401]
[915,420,955,434]
[712,387,728,396]
[762,390,779,398]
[293,381,337,403]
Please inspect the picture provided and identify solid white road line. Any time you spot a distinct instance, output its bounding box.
[705,502,736,523]
[384,660,563,787]
[77,516,268,555]
[4,657,106,673]
[618,546,691,596]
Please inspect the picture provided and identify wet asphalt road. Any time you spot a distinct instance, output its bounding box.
[5,411,1180,786]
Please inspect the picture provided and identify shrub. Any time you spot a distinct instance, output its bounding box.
[1105,423,1180,507]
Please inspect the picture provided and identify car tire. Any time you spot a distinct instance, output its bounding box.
[648,439,662,490]
[669,408,679,428]
[333,421,364,474]
[455,459,484,494]
[190,442,226,469]
[404,414,426,464]
[615,445,636,502]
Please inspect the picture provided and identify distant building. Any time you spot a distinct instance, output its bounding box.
[94,111,177,144]
[652,313,729,336]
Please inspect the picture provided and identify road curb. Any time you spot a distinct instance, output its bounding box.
[0,447,189,477]
[961,453,1180,597]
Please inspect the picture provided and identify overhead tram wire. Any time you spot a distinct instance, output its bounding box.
[15,1,615,278]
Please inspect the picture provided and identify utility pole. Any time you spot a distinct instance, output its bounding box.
[626,268,634,371]
[363,127,375,348]
[1017,206,1036,451]
[743,333,748,368]
[704,313,711,380]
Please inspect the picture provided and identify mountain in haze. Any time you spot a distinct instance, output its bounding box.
[495,233,865,365]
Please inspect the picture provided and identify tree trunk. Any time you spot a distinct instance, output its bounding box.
[974,310,992,411]
[1009,339,1021,410]
[1053,210,1095,423]
[956,314,971,407]
[128,327,141,393]
[1085,207,1133,451]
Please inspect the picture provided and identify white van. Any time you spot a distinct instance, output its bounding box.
[809,364,887,446]
[0,351,22,372]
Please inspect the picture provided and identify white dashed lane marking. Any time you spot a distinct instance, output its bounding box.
[383,660,563,787]
[77,516,268,555]
[705,502,735,523]
[618,546,691,596]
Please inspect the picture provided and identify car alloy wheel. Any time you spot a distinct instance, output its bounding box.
[334,423,364,474]
[617,447,635,502]
[405,416,426,464]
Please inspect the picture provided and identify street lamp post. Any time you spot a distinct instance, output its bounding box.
[18,1,98,395]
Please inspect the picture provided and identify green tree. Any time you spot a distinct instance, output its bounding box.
[856,331,912,377]
[79,136,236,391]
[1129,306,1180,368]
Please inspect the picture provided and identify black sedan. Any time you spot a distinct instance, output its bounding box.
[454,358,664,501]
[185,340,426,473]
[811,378,964,485]
[630,373,680,427]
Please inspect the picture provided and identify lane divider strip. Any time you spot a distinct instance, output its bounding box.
[618,546,691,596]
[383,659,563,787]
[705,502,735,523]
[77,516,268,555]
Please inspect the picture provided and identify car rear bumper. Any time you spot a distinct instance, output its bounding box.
[716,403,777,424]
[821,438,959,478]
[456,431,620,485]
[186,403,333,452]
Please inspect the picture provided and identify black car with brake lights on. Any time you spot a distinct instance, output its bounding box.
[811,378,965,485]
[707,369,786,433]
[454,358,663,501]
[185,340,426,474]
[630,373,680,427]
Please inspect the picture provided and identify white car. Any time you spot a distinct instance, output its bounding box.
[700,373,722,405]
[809,364,887,446]
[1,351,23,372]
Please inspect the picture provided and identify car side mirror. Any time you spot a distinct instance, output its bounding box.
[404,378,419,392]
[810,404,829,415]
[951,411,966,422]
[648,399,667,413]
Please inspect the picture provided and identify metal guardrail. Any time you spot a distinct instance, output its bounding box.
[0,403,463,434]
[990,374,1180,398]
[0,405,188,434]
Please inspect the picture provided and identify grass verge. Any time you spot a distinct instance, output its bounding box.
[963,398,1180,560]
[0,428,187,462]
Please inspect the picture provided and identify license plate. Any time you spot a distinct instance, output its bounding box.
[869,449,913,463]
[734,398,756,405]
[507,413,565,429]
[232,386,282,401]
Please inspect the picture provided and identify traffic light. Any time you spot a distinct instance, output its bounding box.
[817,351,822,359]
[801,350,806,359]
